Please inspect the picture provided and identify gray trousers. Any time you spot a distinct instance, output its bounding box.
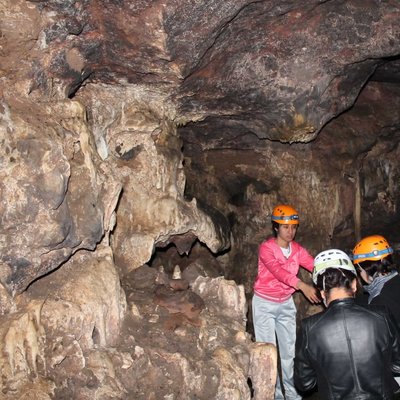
[252,294,302,400]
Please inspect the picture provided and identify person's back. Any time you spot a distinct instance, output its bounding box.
[297,298,400,399]
[294,249,400,400]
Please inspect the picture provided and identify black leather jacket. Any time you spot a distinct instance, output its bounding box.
[294,298,400,400]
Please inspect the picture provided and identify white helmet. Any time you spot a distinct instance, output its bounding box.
[313,249,356,284]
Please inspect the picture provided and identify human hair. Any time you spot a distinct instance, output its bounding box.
[271,221,298,238]
[272,221,280,237]
[316,268,356,298]
[357,255,397,277]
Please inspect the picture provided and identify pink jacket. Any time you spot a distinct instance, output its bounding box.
[254,237,314,303]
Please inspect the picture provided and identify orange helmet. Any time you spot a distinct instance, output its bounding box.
[352,235,393,264]
[271,204,299,225]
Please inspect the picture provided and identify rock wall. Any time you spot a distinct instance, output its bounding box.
[76,84,229,276]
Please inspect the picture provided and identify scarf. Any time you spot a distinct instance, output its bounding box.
[364,271,398,304]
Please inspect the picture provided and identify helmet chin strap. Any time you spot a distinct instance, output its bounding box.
[320,290,328,307]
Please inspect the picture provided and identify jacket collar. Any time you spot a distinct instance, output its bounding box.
[328,297,355,307]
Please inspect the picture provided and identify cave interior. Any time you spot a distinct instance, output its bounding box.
[1,1,400,399]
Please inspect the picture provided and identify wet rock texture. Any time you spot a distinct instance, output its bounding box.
[0,0,400,398]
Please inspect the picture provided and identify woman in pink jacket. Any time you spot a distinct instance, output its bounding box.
[253,204,319,400]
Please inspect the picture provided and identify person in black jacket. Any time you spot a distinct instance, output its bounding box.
[353,235,400,327]
[294,248,400,400]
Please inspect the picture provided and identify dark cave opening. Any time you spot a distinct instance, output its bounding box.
[148,240,226,278]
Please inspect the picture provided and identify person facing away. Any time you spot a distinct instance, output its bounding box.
[252,204,319,400]
[294,249,400,400]
[353,235,400,387]
[353,235,400,327]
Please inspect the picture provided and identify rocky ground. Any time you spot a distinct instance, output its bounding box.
[1,252,274,400]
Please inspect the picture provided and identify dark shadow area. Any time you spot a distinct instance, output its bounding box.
[148,240,225,278]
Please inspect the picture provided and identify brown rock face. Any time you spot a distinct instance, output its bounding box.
[0,100,109,295]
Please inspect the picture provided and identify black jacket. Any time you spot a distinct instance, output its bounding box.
[369,275,400,333]
[294,298,400,400]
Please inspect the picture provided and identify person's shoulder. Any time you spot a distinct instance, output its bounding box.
[300,310,325,329]
[387,273,400,285]
[360,302,387,312]
[358,302,392,320]
[362,303,400,331]
[291,240,308,252]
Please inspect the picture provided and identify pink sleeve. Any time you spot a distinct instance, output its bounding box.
[297,245,314,272]
[259,242,300,288]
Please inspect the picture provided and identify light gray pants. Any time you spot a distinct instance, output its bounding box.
[252,294,302,400]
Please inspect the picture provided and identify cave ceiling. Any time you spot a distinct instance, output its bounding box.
[28,0,400,146]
